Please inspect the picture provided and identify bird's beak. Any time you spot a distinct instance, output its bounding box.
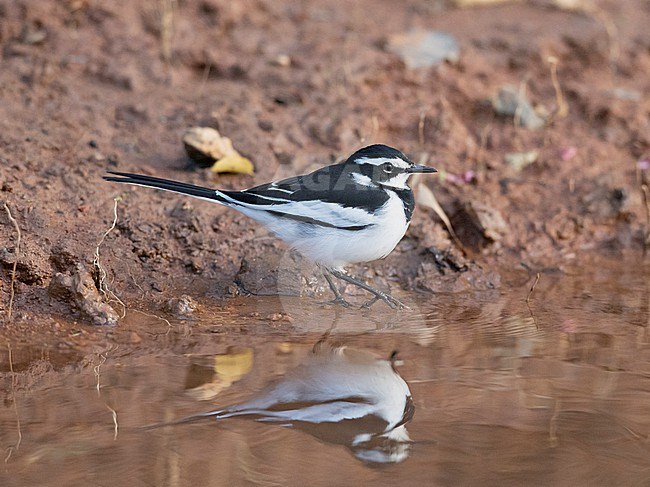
[406,164,437,174]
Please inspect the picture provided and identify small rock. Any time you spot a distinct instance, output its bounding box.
[492,85,546,130]
[607,88,641,101]
[258,119,274,132]
[387,30,460,68]
[19,23,48,45]
[115,104,148,124]
[48,265,119,326]
[163,294,197,318]
[271,54,291,67]
[505,150,539,172]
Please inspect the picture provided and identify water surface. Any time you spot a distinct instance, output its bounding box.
[1,257,649,486]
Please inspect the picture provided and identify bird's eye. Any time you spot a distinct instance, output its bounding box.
[382,163,394,174]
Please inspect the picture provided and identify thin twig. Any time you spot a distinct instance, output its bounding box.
[5,342,22,463]
[512,77,531,151]
[513,79,527,128]
[107,405,119,440]
[526,272,541,329]
[94,354,108,396]
[94,345,118,398]
[547,56,569,120]
[129,308,174,335]
[160,0,175,65]
[94,197,126,317]
[549,397,561,447]
[641,183,650,256]
[418,110,427,148]
[474,122,492,177]
[3,203,21,322]
[94,198,119,295]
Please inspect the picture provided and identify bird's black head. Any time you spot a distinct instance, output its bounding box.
[346,144,437,189]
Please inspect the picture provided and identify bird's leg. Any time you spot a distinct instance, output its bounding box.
[360,296,381,309]
[321,268,351,308]
[326,268,408,310]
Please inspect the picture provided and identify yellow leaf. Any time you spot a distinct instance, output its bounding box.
[214,347,254,381]
[210,153,255,175]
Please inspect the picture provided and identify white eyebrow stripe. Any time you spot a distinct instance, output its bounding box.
[355,156,410,169]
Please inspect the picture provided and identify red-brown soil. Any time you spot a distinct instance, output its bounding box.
[1,0,649,333]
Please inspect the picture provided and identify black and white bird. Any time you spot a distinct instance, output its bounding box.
[149,343,415,464]
[104,144,437,308]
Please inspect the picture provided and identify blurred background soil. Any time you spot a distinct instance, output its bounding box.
[1,0,649,331]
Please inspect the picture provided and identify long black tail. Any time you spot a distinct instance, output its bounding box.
[104,171,225,202]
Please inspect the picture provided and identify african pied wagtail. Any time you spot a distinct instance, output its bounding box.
[146,343,414,464]
[104,144,437,308]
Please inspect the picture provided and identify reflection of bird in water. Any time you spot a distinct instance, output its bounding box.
[165,344,414,464]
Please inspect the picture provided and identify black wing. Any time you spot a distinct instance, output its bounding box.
[229,163,390,214]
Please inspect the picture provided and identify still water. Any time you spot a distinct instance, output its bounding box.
[1,258,650,486]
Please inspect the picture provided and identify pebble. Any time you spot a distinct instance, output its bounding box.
[387,30,460,68]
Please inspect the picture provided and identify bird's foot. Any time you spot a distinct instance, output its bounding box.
[361,292,408,310]
[324,267,409,310]
[325,296,352,308]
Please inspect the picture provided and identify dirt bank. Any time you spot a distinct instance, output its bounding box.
[1,0,649,330]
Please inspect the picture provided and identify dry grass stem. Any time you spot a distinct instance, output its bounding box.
[549,397,561,447]
[107,405,119,440]
[641,183,650,256]
[3,203,21,323]
[511,78,531,151]
[526,272,541,328]
[474,123,493,176]
[547,56,569,120]
[94,354,107,395]
[130,308,174,335]
[160,0,174,65]
[418,110,427,148]
[513,79,528,135]
[94,345,117,396]
[94,197,126,317]
[4,342,22,463]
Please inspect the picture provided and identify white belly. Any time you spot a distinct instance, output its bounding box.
[240,192,409,269]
